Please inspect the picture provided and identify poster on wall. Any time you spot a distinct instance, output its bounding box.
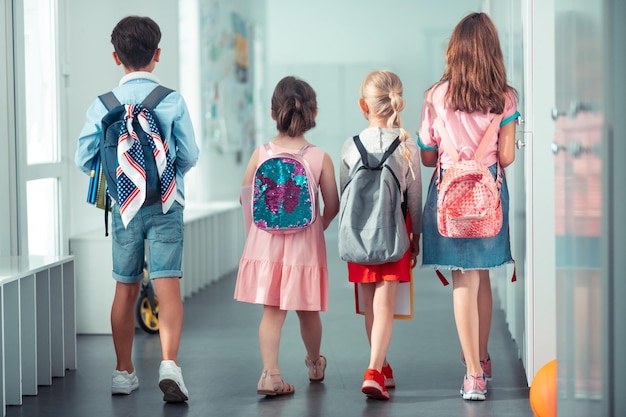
[200,1,255,159]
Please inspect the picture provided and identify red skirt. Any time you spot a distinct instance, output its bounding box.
[347,213,413,283]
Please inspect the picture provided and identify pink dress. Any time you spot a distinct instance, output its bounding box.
[234,142,329,311]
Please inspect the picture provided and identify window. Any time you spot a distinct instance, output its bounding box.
[24,0,59,165]
[21,0,62,256]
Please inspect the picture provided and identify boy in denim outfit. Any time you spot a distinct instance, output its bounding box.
[75,16,200,402]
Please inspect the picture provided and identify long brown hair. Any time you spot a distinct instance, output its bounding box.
[440,12,512,114]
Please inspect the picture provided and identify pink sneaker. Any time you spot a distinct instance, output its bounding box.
[382,364,395,388]
[361,369,389,400]
[481,356,492,381]
[461,353,492,381]
[460,373,487,401]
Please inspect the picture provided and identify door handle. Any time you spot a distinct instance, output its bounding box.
[551,101,600,120]
[551,141,598,157]
[515,122,527,149]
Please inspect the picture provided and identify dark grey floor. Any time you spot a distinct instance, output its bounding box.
[8,231,535,417]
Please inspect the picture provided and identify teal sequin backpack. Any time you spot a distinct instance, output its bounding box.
[252,143,318,233]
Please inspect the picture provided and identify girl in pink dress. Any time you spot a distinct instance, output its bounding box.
[235,76,339,396]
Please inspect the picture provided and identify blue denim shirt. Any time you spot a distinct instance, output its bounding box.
[75,72,200,206]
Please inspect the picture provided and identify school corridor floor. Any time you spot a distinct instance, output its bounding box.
[6,230,535,417]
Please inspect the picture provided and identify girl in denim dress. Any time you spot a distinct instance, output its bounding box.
[417,12,520,401]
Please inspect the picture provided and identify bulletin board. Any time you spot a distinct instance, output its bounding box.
[199,1,255,157]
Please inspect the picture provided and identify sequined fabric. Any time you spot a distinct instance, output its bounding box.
[253,157,314,231]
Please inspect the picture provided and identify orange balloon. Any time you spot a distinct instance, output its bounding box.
[529,359,557,417]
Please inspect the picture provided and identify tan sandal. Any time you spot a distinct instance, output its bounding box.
[305,355,326,382]
[257,369,295,396]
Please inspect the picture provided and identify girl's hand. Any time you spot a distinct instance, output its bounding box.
[410,238,420,268]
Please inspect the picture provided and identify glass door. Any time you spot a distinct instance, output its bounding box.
[0,0,18,255]
[553,1,605,415]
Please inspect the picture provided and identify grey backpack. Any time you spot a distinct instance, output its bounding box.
[338,135,409,265]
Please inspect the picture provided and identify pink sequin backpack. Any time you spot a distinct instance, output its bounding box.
[252,143,318,233]
[433,113,504,239]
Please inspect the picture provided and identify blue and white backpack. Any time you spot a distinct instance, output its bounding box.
[252,143,318,233]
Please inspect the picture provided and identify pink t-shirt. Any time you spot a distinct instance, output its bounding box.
[418,83,519,169]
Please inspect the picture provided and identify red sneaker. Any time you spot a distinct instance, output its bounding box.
[382,364,395,388]
[361,369,389,400]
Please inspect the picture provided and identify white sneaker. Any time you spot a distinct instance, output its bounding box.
[111,370,139,395]
[158,360,189,402]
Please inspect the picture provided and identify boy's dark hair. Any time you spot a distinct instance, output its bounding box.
[111,16,161,70]
[271,76,317,137]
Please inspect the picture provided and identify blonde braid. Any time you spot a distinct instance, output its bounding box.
[388,91,415,180]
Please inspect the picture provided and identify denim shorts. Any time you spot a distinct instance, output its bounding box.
[111,201,184,283]
[421,164,513,271]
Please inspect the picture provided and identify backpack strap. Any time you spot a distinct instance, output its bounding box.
[353,135,401,169]
[427,87,505,187]
[353,135,407,217]
[98,91,121,111]
[95,92,120,237]
[428,89,504,164]
[263,143,315,157]
[474,114,504,161]
[98,85,174,112]
[434,118,461,162]
[140,85,174,110]
[297,144,315,156]
[434,115,502,163]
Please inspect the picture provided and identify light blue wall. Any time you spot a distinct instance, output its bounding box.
[262,0,482,186]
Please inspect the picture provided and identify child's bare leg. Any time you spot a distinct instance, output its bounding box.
[259,305,287,370]
[477,270,492,360]
[361,283,375,345]
[296,310,322,361]
[367,280,398,371]
[111,281,141,372]
[452,270,481,376]
[152,277,184,362]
